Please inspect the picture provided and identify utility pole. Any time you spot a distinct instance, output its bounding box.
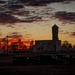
[6,36,8,55]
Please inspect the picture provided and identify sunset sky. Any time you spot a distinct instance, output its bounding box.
[0,0,75,45]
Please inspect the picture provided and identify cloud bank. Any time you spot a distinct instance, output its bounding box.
[55,11,75,24]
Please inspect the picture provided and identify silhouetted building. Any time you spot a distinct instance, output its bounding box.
[52,25,61,51]
[52,25,59,40]
[33,24,61,52]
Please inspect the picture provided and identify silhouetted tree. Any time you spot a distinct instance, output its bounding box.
[22,45,27,50]
[61,41,73,51]
[73,45,75,51]
[68,43,73,51]
[2,45,6,50]
[11,42,18,50]
[17,39,23,50]
[29,40,34,51]
[0,42,2,50]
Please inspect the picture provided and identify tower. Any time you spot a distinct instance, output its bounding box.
[52,24,61,51]
[52,24,59,41]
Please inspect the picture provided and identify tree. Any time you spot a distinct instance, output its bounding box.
[29,40,34,49]
[22,45,27,50]
[11,42,18,50]
[17,39,23,50]
[61,41,73,51]
[73,45,75,51]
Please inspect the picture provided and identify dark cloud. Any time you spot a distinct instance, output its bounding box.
[11,32,18,35]
[55,11,75,24]
[62,0,75,4]
[20,0,66,6]
[19,19,35,23]
[4,0,24,10]
[59,30,70,34]
[70,32,75,36]
[0,1,6,4]
[0,12,38,24]
[19,16,42,23]
[8,5,24,10]
[11,34,22,38]
[0,13,19,24]
[64,31,69,34]
[25,34,32,36]
[20,0,75,6]
[0,0,75,24]
[0,9,43,24]
[9,32,32,39]
[6,25,15,28]
[13,11,30,16]
[8,34,22,39]
[59,30,64,33]
[25,34,31,35]
[7,32,22,39]
[59,31,75,37]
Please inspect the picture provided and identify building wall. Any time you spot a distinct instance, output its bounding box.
[33,40,61,52]
[53,40,61,52]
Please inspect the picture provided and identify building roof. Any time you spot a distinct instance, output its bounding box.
[52,24,58,28]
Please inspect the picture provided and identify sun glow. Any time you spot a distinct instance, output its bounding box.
[0,38,32,50]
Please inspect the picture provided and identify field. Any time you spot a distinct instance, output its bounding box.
[0,53,75,75]
[0,63,75,75]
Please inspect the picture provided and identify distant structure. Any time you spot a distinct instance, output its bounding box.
[33,24,61,52]
[52,24,61,51]
[52,24,59,41]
